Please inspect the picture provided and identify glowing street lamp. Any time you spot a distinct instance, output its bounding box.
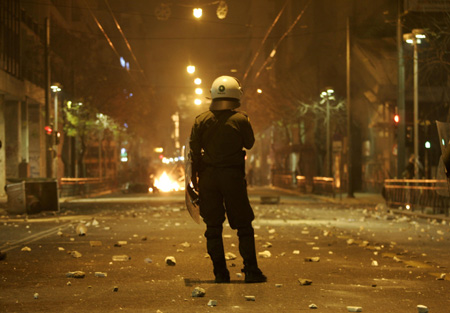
[194,78,202,85]
[320,87,335,177]
[404,28,426,178]
[187,65,195,74]
[195,88,203,95]
[194,99,202,105]
[193,8,202,18]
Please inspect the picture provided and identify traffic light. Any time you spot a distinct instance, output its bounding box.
[44,125,53,135]
[393,114,400,125]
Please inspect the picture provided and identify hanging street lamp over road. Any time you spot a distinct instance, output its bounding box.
[320,87,335,178]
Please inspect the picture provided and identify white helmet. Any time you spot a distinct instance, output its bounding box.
[209,76,242,110]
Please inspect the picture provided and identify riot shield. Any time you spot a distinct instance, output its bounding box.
[184,139,201,224]
[435,121,450,196]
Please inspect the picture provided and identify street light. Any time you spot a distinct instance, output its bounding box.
[187,65,195,74]
[404,28,426,179]
[51,83,62,180]
[193,8,202,19]
[320,88,335,177]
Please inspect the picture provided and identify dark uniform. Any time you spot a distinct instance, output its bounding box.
[189,109,266,283]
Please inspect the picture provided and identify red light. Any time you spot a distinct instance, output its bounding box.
[394,114,400,124]
[159,154,164,160]
[44,126,53,135]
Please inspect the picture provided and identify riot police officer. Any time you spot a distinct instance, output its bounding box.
[189,76,266,283]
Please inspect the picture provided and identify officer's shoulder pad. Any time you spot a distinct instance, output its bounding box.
[234,110,249,118]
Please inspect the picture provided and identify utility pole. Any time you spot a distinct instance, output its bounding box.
[44,17,52,178]
[346,17,354,198]
[397,0,406,178]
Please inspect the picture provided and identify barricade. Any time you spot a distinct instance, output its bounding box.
[384,179,450,216]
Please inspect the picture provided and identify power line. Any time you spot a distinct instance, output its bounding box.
[253,0,312,80]
[242,0,289,84]
[104,0,147,81]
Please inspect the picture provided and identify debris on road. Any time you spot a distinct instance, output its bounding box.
[225,252,237,260]
[191,287,206,297]
[180,242,191,248]
[76,223,87,236]
[371,260,378,267]
[112,255,130,261]
[113,286,119,292]
[293,250,300,255]
[33,293,39,299]
[95,272,107,277]
[298,278,312,286]
[21,246,31,252]
[165,256,176,265]
[245,295,256,301]
[114,241,127,247]
[436,273,446,280]
[309,303,318,309]
[304,257,320,262]
[144,258,153,264]
[417,305,428,313]
[347,306,362,312]
[70,251,82,258]
[66,271,85,278]
[207,299,217,307]
[258,250,271,258]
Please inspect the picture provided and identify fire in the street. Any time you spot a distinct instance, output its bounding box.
[154,171,183,192]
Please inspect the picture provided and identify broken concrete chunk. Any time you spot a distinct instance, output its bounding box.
[112,255,130,261]
[258,250,272,258]
[95,272,107,277]
[70,251,82,258]
[180,242,191,248]
[207,300,217,307]
[191,287,206,297]
[113,286,119,292]
[33,293,39,299]
[304,257,320,262]
[309,303,318,309]
[371,260,378,267]
[21,246,31,252]
[225,252,237,260]
[437,273,446,280]
[114,241,128,247]
[244,295,256,301]
[417,305,428,313]
[293,250,300,255]
[298,278,312,286]
[165,256,176,266]
[76,223,87,236]
[347,306,363,312]
[66,271,85,278]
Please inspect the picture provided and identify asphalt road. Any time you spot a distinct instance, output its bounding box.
[0,187,449,313]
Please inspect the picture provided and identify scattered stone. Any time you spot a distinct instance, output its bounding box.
[76,223,87,236]
[191,287,206,297]
[347,306,362,312]
[95,272,107,277]
[33,293,39,299]
[112,255,131,261]
[207,299,217,307]
[262,242,272,248]
[70,251,82,258]
[165,256,176,266]
[298,278,312,286]
[309,303,318,309]
[293,250,300,255]
[66,271,85,278]
[268,229,276,234]
[89,241,102,247]
[258,250,272,258]
[417,305,428,313]
[225,252,237,260]
[223,234,232,239]
[58,247,65,251]
[114,241,127,247]
[244,295,256,301]
[180,242,191,248]
[144,258,153,264]
[304,257,320,262]
[275,284,283,288]
[346,239,355,245]
[67,281,72,286]
[113,286,119,292]
[371,260,378,267]
[236,273,242,278]
[21,246,31,252]
[141,236,147,241]
[437,273,446,280]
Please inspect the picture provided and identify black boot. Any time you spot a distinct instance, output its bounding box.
[205,226,230,283]
[237,226,267,283]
